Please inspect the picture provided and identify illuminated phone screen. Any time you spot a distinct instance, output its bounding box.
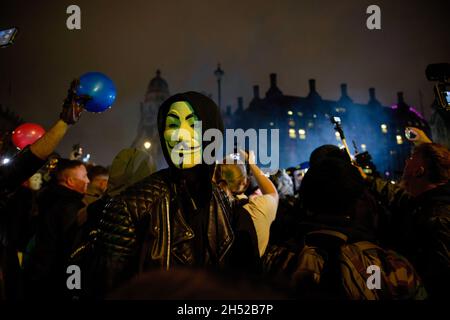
[0,28,18,47]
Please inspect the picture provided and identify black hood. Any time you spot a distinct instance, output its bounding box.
[157,91,224,178]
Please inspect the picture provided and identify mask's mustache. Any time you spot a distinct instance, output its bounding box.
[169,141,199,151]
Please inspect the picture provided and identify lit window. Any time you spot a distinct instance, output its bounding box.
[335,107,346,113]
[396,135,403,145]
[269,122,274,126]
[361,144,367,151]
[298,129,306,140]
[288,120,295,127]
[289,128,296,139]
[308,121,314,128]
[297,112,303,117]
[313,114,317,118]
[144,141,151,150]
[381,124,388,134]
[287,110,293,116]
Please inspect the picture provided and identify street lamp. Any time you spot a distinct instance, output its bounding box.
[214,63,224,109]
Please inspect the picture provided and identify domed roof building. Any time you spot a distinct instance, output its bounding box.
[144,69,169,103]
[132,70,170,169]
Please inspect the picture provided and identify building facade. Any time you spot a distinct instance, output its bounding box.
[226,73,430,178]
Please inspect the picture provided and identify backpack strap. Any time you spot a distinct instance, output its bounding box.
[343,241,380,276]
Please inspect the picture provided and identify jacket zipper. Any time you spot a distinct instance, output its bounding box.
[165,196,171,270]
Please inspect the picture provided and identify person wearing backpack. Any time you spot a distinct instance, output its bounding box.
[262,157,426,300]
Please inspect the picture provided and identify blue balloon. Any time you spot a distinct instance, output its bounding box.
[76,72,117,113]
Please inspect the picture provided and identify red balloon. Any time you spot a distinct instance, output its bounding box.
[12,123,46,150]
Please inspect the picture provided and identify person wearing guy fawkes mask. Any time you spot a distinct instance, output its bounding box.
[85,92,234,297]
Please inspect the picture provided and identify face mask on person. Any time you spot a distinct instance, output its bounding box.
[163,101,202,169]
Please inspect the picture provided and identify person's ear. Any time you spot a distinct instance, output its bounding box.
[66,176,75,188]
[100,179,108,190]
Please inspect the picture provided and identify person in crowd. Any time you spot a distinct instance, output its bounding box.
[24,159,89,299]
[4,173,43,257]
[0,79,88,300]
[268,144,351,248]
[0,172,43,300]
[271,169,294,199]
[309,144,350,169]
[263,157,426,300]
[105,148,156,198]
[83,165,109,205]
[83,92,235,297]
[0,79,86,199]
[359,127,449,299]
[268,169,298,246]
[215,150,279,259]
[70,148,156,261]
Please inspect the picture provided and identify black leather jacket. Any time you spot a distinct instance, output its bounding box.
[85,169,234,293]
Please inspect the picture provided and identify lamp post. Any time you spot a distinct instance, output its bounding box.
[214,63,224,110]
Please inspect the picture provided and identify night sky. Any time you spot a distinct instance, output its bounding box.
[1,0,449,165]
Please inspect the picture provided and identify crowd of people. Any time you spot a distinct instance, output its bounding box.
[0,81,448,301]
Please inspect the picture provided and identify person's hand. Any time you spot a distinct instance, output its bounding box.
[59,79,91,125]
[238,149,256,164]
[353,163,368,180]
[405,127,432,145]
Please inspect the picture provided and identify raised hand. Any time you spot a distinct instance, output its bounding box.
[60,79,91,125]
[405,127,432,145]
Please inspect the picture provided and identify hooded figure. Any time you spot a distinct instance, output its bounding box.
[86,92,234,296]
[106,148,156,197]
